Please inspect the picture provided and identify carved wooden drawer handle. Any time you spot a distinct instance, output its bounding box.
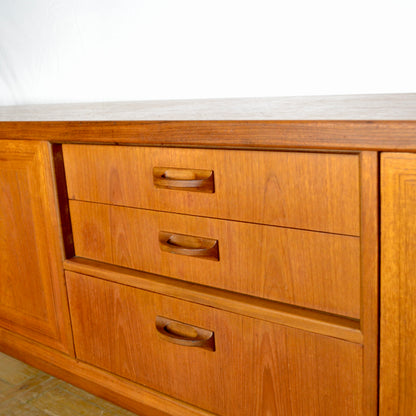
[159,231,219,261]
[155,316,215,351]
[153,167,214,193]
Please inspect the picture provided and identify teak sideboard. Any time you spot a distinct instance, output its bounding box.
[0,95,415,415]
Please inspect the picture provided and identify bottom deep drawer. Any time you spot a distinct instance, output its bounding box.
[66,271,363,416]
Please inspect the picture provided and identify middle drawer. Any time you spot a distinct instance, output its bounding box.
[69,200,360,318]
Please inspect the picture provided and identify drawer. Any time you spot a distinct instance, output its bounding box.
[70,200,361,318]
[66,271,363,416]
[63,145,360,235]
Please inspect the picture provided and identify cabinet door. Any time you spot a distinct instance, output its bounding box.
[380,153,416,415]
[0,140,73,354]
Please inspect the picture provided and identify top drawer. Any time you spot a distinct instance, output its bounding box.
[63,145,360,235]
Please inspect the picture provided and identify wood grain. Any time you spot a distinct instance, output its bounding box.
[51,144,75,259]
[153,167,215,193]
[158,232,220,261]
[1,120,416,151]
[66,271,364,416]
[380,153,416,415]
[63,257,362,344]
[0,98,395,416]
[69,200,361,318]
[64,145,360,235]
[69,200,113,263]
[0,140,73,354]
[359,152,379,416]
[0,326,215,416]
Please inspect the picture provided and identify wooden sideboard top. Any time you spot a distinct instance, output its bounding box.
[0,94,416,150]
[1,94,415,121]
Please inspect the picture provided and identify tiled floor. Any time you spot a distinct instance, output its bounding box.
[0,352,137,416]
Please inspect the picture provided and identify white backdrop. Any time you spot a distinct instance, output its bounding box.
[1,0,415,105]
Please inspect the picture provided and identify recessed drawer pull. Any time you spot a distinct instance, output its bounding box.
[159,231,219,261]
[155,316,215,351]
[153,167,214,193]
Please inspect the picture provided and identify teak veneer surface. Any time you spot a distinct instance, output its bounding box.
[0,140,73,354]
[69,200,361,318]
[63,257,362,344]
[0,121,415,151]
[0,94,407,416]
[0,326,214,416]
[63,145,360,235]
[66,271,364,416]
[359,152,379,416]
[0,95,415,151]
[380,153,416,415]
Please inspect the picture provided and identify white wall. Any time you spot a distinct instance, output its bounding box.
[1,0,415,105]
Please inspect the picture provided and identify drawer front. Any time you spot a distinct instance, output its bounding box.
[63,145,360,235]
[70,200,361,318]
[66,271,363,416]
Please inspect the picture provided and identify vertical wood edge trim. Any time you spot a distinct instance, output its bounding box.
[360,151,379,415]
[50,143,75,259]
[40,142,75,357]
[379,153,396,415]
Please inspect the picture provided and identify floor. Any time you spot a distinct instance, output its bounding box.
[0,352,137,416]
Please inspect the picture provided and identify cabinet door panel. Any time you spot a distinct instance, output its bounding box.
[0,140,73,354]
[380,153,416,415]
